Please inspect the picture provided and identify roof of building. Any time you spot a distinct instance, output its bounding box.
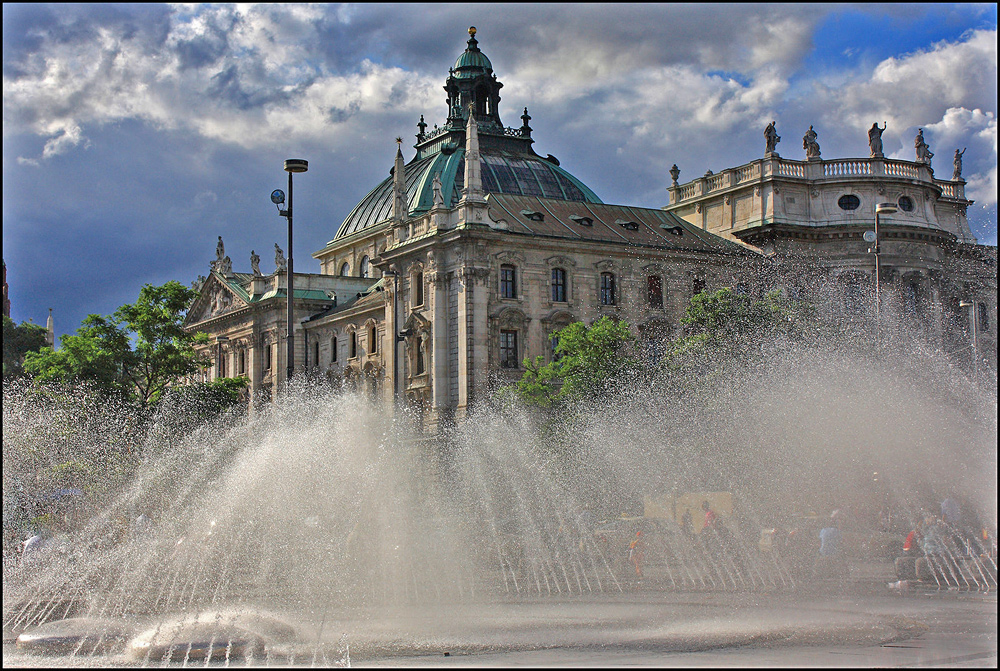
[486,195,757,255]
[327,28,602,245]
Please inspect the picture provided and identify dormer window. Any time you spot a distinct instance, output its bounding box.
[661,224,684,236]
[616,219,640,231]
[569,215,593,226]
[520,210,544,222]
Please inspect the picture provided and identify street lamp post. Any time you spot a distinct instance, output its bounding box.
[868,202,898,346]
[959,300,979,379]
[272,159,308,386]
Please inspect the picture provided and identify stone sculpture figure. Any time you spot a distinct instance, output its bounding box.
[803,125,821,159]
[914,129,934,164]
[250,250,261,276]
[218,256,232,275]
[764,121,780,154]
[869,122,886,157]
[432,173,444,207]
[211,236,226,271]
[953,148,966,180]
[274,243,287,271]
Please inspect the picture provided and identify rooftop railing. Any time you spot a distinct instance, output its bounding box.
[669,155,964,204]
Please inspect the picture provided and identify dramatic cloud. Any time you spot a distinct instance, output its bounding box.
[2,4,996,335]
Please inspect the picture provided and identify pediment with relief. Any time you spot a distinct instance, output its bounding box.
[186,274,248,325]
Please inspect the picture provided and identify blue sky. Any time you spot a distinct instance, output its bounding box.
[3,4,997,339]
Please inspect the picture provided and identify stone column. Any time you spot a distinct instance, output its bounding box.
[431,271,450,416]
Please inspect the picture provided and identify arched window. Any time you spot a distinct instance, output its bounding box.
[238,349,246,375]
[500,264,517,299]
[368,323,378,354]
[359,256,370,278]
[340,262,350,276]
[263,342,272,371]
[350,331,358,359]
[330,335,338,363]
[693,276,706,296]
[551,268,567,302]
[312,340,319,367]
[647,275,663,308]
[600,272,616,305]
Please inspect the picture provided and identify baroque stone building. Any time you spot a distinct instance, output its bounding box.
[184,28,996,427]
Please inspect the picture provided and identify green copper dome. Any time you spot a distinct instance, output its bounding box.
[452,27,492,78]
[327,27,603,243]
[333,148,602,240]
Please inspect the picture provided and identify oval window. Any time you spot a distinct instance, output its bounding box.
[838,195,861,210]
[898,196,914,212]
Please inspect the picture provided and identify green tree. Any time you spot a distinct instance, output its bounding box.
[3,315,48,379]
[662,287,819,365]
[23,281,209,405]
[517,316,638,408]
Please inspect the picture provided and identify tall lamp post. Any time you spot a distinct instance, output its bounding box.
[867,202,898,345]
[271,158,308,385]
[959,299,979,379]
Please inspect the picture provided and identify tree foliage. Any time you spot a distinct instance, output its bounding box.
[3,315,48,379]
[23,281,209,405]
[517,316,638,408]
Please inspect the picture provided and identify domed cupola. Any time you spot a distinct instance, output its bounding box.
[445,27,503,133]
[330,27,602,242]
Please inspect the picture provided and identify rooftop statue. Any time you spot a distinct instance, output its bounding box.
[274,243,287,272]
[764,121,780,154]
[868,122,886,158]
[250,250,261,276]
[953,148,966,181]
[803,125,821,160]
[915,129,934,165]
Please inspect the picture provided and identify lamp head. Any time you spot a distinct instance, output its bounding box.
[283,158,308,173]
[270,189,285,205]
[875,202,897,215]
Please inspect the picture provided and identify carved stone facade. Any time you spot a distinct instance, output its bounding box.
[665,135,995,373]
[184,30,996,427]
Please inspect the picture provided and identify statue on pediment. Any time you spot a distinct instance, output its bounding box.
[251,250,261,276]
[212,236,225,271]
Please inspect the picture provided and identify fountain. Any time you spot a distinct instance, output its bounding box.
[2,334,996,666]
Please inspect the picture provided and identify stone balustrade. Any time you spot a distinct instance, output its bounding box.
[669,155,964,204]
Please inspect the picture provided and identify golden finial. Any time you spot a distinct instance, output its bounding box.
[395,136,403,145]
[469,26,476,36]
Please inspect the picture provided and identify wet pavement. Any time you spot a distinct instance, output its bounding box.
[353,591,996,668]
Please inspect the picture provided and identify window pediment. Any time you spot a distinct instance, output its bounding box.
[546,255,577,268]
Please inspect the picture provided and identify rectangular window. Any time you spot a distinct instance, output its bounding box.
[500,264,517,299]
[647,275,663,308]
[331,337,338,363]
[263,344,271,371]
[551,268,567,302]
[350,332,357,359]
[500,330,519,368]
[600,272,616,306]
[414,272,424,307]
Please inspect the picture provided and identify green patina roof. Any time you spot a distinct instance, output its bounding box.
[331,148,602,242]
[453,49,492,76]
